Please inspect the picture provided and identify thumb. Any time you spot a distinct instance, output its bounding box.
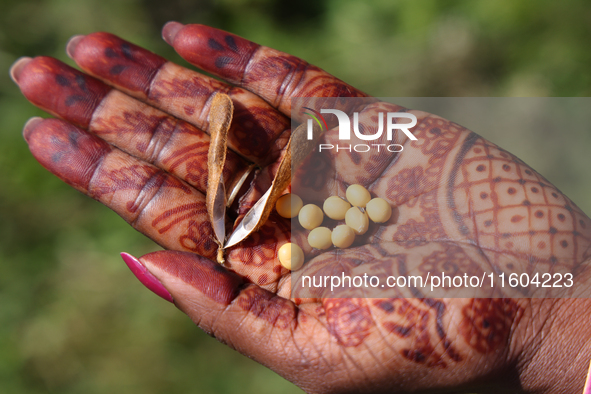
[120,250,323,383]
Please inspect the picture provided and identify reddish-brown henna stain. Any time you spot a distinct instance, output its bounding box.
[95,112,176,151]
[150,203,217,259]
[26,119,112,191]
[324,298,373,347]
[171,25,367,103]
[229,103,287,162]
[72,32,166,95]
[151,74,231,100]
[93,109,246,192]
[419,244,485,282]
[18,57,111,128]
[150,73,289,163]
[91,164,191,201]
[236,286,296,329]
[152,202,207,234]
[295,150,333,191]
[163,141,209,184]
[232,221,285,267]
[450,132,591,267]
[460,298,522,353]
[172,25,260,85]
[386,118,466,246]
[376,299,461,368]
[180,220,217,258]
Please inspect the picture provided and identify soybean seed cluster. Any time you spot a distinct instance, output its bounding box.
[275,184,392,271]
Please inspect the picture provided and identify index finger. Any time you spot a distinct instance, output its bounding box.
[161,22,369,117]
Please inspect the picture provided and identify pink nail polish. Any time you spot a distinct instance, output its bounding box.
[121,252,174,303]
[162,21,184,46]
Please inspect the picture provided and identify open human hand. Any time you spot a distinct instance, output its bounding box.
[11,22,591,393]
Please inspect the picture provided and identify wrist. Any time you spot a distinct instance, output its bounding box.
[518,299,591,394]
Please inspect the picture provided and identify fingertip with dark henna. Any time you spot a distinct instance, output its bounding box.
[9,56,32,84]
[162,21,184,46]
[121,252,174,303]
[70,32,167,96]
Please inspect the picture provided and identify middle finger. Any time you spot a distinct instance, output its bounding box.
[66,32,291,165]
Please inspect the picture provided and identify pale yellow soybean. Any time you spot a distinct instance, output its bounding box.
[366,198,392,223]
[307,227,333,250]
[278,243,304,271]
[323,196,351,220]
[275,193,303,218]
[346,184,371,207]
[298,204,324,230]
[345,207,369,235]
[331,225,355,248]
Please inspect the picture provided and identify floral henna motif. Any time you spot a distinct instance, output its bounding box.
[179,219,218,257]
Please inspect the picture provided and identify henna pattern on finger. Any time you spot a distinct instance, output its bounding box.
[90,164,191,207]
[171,25,368,117]
[71,32,166,96]
[228,219,286,268]
[89,90,248,193]
[149,67,290,164]
[18,57,111,128]
[179,219,217,256]
[241,48,368,109]
[69,31,292,166]
[171,25,260,86]
[25,119,113,191]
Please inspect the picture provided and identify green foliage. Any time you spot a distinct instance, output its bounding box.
[1,0,590,393]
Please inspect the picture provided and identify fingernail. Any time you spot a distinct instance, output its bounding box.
[9,56,32,84]
[66,35,85,58]
[22,117,44,142]
[162,21,184,46]
[121,252,174,303]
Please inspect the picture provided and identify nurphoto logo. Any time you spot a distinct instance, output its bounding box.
[304,107,418,153]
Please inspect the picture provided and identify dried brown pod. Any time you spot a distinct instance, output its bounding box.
[206,93,233,262]
[224,120,322,248]
[206,94,323,262]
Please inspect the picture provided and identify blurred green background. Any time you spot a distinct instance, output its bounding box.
[1,0,591,393]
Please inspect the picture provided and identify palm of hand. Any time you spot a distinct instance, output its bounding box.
[13,22,591,393]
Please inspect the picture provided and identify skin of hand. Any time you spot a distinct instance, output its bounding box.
[9,21,591,394]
